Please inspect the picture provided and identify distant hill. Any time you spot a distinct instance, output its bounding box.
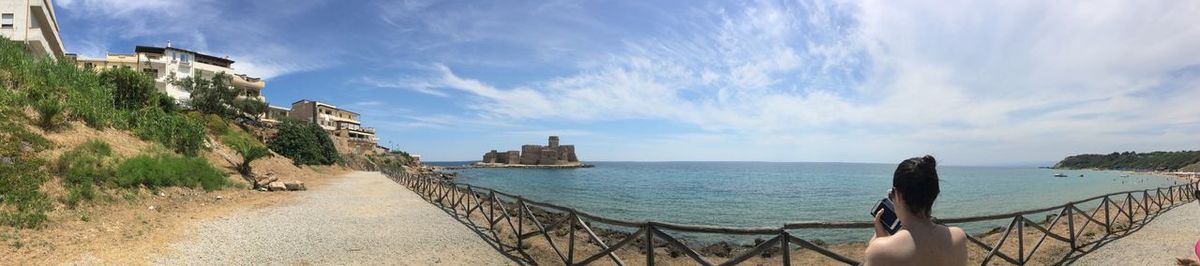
[1054,151,1200,171]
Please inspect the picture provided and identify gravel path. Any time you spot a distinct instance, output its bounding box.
[154,171,515,265]
[1073,202,1200,265]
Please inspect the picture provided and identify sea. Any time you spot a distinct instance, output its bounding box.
[428,161,1182,244]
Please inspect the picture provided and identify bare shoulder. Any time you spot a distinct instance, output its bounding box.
[946,226,970,259]
[865,231,913,264]
[947,226,968,244]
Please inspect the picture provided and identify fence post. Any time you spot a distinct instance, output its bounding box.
[1103,198,1111,235]
[517,198,524,250]
[1017,215,1025,264]
[646,223,655,266]
[1066,205,1076,250]
[568,212,576,265]
[781,231,791,266]
[1126,193,1133,225]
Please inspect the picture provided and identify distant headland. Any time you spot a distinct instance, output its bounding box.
[1054,150,1200,172]
[473,136,592,168]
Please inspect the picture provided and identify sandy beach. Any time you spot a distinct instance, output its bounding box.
[1072,202,1200,265]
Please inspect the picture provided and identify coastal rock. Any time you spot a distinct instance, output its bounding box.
[701,241,733,257]
[811,239,826,246]
[284,181,307,191]
[754,238,780,258]
[267,182,287,192]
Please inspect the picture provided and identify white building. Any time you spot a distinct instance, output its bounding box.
[132,45,266,103]
[0,0,64,58]
[75,43,267,104]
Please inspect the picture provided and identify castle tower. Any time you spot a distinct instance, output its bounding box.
[548,136,560,150]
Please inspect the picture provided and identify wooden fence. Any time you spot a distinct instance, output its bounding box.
[382,169,1199,265]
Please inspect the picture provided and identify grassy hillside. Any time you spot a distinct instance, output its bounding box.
[1054,150,1200,171]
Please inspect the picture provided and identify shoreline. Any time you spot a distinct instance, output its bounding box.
[1052,167,1199,182]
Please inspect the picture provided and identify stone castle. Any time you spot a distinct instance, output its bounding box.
[482,136,580,165]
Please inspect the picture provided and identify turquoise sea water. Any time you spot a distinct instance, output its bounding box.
[437,161,1181,243]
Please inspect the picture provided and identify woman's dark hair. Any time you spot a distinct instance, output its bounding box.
[893,155,939,218]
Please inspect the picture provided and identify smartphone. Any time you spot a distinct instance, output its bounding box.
[870,197,902,235]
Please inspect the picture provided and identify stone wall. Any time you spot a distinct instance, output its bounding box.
[520,145,541,165]
[504,151,520,164]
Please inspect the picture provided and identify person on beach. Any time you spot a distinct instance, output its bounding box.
[864,155,968,266]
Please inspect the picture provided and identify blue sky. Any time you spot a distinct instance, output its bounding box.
[55,0,1200,165]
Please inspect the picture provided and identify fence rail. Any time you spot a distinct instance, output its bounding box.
[382,169,1199,265]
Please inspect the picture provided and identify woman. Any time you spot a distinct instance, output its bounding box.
[865,155,968,265]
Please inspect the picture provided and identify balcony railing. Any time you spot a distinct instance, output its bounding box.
[337,123,375,133]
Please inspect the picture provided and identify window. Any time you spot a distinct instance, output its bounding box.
[179,54,190,64]
[83,63,94,70]
[142,68,159,77]
[1,14,13,29]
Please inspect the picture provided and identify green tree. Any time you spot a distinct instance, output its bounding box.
[268,119,340,165]
[173,73,269,120]
[99,67,158,110]
[232,98,267,119]
[173,72,238,118]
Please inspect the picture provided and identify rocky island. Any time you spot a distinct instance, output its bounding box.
[474,136,592,168]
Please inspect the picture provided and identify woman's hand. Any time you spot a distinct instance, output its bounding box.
[1177,257,1200,266]
[873,209,891,238]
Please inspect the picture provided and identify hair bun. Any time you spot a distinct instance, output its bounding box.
[918,155,937,170]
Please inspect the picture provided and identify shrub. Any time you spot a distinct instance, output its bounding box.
[34,98,65,130]
[193,112,230,136]
[99,67,158,110]
[57,140,115,185]
[34,55,116,129]
[229,137,272,187]
[56,140,116,208]
[114,153,228,191]
[127,109,205,156]
[268,119,340,165]
[65,80,116,128]
[63,184,97,208]
[0,112,51,228]
[158,94,181,113]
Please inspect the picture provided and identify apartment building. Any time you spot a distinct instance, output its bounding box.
[288,100,378,154]
[73,43,266,104]
[0,0,64,58]
[263,105,291,124]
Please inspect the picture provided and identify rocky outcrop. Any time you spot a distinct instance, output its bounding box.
[482,136,581,166]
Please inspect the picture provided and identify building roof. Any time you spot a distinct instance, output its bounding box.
[291,99,360,115]
[134,46,235,67]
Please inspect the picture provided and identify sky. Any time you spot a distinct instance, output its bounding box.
[54,0,1200,165]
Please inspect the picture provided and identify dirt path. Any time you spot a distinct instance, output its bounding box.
[153,171,515,265]
[1073,202,1200,265]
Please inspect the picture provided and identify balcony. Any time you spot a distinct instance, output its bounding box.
[337,123,375,134]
